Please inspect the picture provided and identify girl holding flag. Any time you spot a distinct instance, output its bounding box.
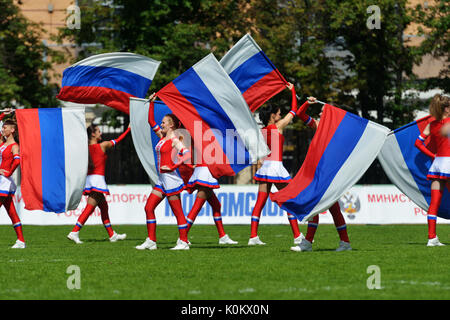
[67,123,130,244]
[0,109,25,248]
[248,83,304,246]
[290,99,352,252]
[414,94,450,247]
[136,93,191,251]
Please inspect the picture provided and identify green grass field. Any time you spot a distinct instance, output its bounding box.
[0,224,449,300]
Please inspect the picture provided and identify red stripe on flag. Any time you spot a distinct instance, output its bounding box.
[271,105,346,205]
[56,86,132,114]
[416,115,433,133]
[415,115,437,152]
[243,70,286,112]
[157,82,234,178]
[16,109,44,211]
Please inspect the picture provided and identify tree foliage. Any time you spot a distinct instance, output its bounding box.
[411,0,449,92]
[0,0,63,108]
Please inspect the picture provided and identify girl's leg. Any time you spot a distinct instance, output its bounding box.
[96,193,115,238]
[275,183,302,240]
[250,183,270,239]
[144,190,164,242]
[3,196,25,243]
[186,187,209,233]
[136,190,163,250]
[291,214,317,252]
[427,180,444,241]
[207,193,226,238]
[329,202,350,243]
[168,194,188,243]
[305,214,319,243]
[71,194,99,233]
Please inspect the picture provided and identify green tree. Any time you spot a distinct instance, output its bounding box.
[0,0,62,108]
[323,0,422,128]
[59,1,251,88]
[411,0,449,93]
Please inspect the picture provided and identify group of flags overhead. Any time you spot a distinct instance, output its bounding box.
[14,33,448,222]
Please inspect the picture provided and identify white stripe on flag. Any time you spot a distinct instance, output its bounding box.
[220,34,261,74]
[192,54,269,162]
[130,97,159,185]
[71,52,161,81]
[378,133,429,211]
[61,108,88,211]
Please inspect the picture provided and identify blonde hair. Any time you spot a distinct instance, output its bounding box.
[429,94,450,120]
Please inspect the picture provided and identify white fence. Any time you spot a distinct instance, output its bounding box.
[0,184,447,226]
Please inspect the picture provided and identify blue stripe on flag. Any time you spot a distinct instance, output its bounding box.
[62,65,152,98]
[394,123,433,205]
[228,51,274,94]
[173,68,251,173]
[39,109,66,213]
[283,112,368,219]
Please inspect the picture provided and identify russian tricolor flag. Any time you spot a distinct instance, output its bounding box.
[378,116,450,219]
[271,104,389,222]
[220,34,287,112]
[57,52,161,114]
[16,108,88,213]
[130,98,172,185]
[157,53,270,179]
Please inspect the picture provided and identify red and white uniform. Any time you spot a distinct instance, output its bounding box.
[0,143,19,196]
[254,124,291,183]
[427,118,450,180]
[83,143,110,195]
[186,164,219,193]
[152,137,185,196]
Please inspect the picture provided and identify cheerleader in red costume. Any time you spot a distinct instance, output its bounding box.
[67,123,130,244]
[0,109,25,248]
[136,93,191,250]
[415,94,450,246]
[248,83,304,246]
[290,99,352,252]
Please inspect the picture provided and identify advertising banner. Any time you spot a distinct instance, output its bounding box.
[1,184,447,226]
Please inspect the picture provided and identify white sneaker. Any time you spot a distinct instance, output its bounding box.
[170,240,190,250]
[290,239,312,252]
[219,234,238,244]
[109,232,127,242]
[135,238,157,250]
[336,241,352,252]
[294,233,305,244]
[11,240,26,249]
[67,231,83,244]
[177,238,191,246]
[248,236,266,246]
[427,236,445,247]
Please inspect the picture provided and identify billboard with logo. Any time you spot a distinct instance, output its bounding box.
[0,184,447,225]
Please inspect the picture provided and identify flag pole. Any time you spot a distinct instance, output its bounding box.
[295,95,327,105]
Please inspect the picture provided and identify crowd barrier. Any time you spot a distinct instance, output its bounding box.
[0,184,447,226]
